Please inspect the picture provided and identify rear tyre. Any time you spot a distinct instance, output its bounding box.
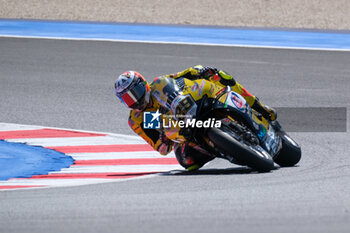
[207,127,275,172]
[274,134,301,167]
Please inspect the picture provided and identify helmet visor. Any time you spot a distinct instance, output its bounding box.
[118,83,146,108]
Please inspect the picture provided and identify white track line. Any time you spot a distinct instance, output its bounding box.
[0,123,43,131]
[1,35,350,52]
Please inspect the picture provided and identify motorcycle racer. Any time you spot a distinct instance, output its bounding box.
[114,65,277,171]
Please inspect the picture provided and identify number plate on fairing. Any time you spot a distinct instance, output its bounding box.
[170,94,197,120]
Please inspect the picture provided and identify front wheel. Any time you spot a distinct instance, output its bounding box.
[207,127,275,172]
[273,134,301,167]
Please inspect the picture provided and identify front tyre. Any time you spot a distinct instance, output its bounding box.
[207,127,275,172]
[274,134,301,167]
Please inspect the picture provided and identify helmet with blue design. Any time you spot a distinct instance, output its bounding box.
[114,71,151,110]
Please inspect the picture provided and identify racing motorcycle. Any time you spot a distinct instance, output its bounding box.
[156,77,301,172]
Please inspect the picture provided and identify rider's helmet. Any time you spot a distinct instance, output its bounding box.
[114,71,151,110]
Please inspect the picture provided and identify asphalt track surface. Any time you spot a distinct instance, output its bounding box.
[1,38,350,233]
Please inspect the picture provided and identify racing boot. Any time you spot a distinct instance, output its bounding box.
[174,143,214,171]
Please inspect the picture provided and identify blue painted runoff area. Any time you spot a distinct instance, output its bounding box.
[0,19,350,50]
[0,140,74,180]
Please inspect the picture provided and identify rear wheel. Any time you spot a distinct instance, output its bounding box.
[207,127,275,172]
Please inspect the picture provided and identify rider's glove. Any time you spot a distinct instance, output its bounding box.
[198,66,218,79]
[157,132,173,155]
[252,98,277,121]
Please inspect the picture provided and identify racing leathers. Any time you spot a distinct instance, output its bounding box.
[128,65,276,170]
